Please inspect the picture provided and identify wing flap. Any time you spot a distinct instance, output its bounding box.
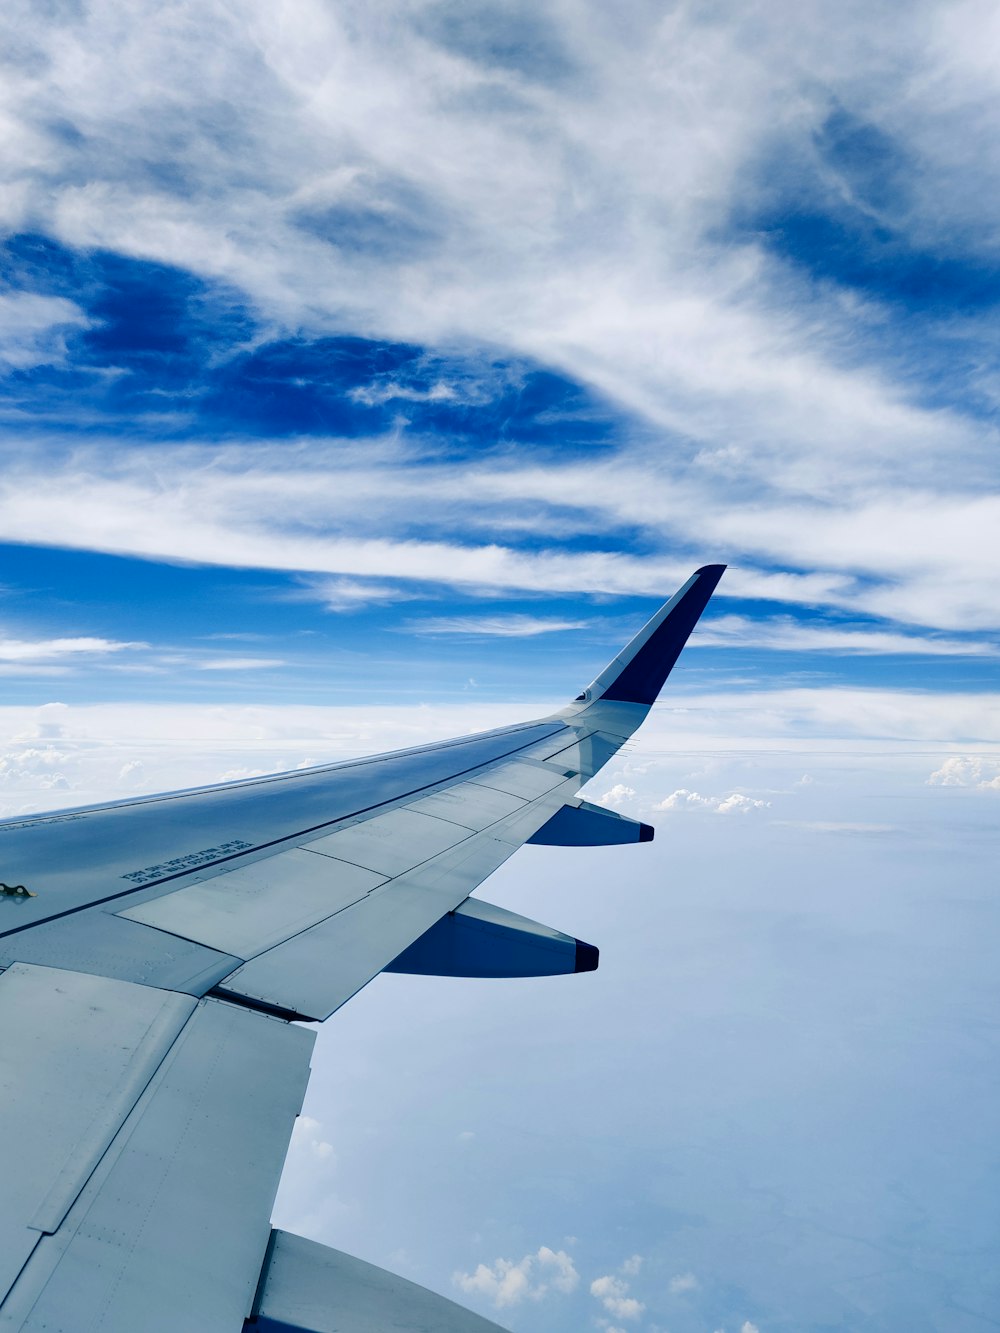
[213,779,577,1020]
[0,910,241,995]
[213,835,520,1020]
[0,965,196,1304]
[2,997,313,1333]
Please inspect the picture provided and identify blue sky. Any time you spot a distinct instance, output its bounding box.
[0,2,998,1330]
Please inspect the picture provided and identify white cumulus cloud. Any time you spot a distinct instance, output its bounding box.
[590,1273,645,1321]
[927,756,1000,788]
[288,1114,335,1163]
[600,783,637,808]
[715,792,771,814]
[454,1245,578,1308]
[655,788,770,814]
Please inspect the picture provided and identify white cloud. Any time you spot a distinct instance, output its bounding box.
[0,291,90,369]
[669,1271,699,1293]
[590,1273,645,1321]
[742,1322,761,1333]
[0,3,995,640]
[214,766,272,783]
[775,820,896,834]
[599,783,636,808]
[927,756,1000,789]
[656,788,714,810]
[715,792,771,814]
[298,577,417,612]
[0,635,140,663]
[638,686,1000,745]
[0,683,993,822]
[621,1255,643,1277]
[288,1114,335,1164]
[454,1246,578,1307]
[196,657,287,671]
[655,788,770,815]
[694,615,996,657]
[0,437,991,637]
[409,614,588,638]
[348,379,457,405]
[0,745,71,791]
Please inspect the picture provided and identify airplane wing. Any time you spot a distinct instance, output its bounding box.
[0,564,725,1333]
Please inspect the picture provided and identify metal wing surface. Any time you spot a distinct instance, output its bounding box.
[0,565,725,1333]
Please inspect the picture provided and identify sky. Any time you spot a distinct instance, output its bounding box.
[0,2,998,1330]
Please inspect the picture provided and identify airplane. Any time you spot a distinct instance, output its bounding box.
[0,563,724,1332]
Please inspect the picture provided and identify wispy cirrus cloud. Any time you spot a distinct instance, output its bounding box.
[0,292,90,370]
[0,635,141,662]
[693,615,996,656]
[0,437,994,640]
[0,0,996,657]
[408,613,588,637]
[296,577,422,613]
[195,656,286,671]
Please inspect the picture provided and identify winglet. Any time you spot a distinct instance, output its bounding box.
[577,565,725,706]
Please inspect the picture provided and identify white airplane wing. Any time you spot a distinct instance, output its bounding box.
[0,565,725,1333]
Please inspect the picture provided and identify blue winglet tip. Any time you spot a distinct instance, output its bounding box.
[599,563,727,705]
[574,940,599,973]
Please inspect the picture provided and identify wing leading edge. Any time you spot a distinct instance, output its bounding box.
[0,566,725,1333]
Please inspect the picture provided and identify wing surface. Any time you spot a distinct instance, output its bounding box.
[0,565,725,1332]
[251,1230,511,1332]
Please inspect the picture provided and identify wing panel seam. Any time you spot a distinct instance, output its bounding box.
[0,724,570,942]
